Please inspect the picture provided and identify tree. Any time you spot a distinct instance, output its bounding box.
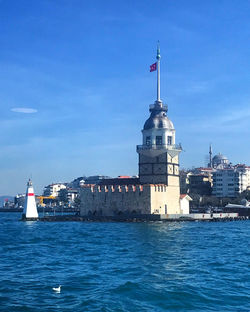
[58,189,68,204]
[74,196,81,209]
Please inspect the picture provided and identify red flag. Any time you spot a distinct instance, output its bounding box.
[150,62,157,72]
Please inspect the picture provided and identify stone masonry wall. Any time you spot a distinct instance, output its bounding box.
[80,184,151,217]
[150,184,181,214]
[80,183,181,217]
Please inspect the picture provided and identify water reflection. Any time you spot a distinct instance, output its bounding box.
[24,220,38,227]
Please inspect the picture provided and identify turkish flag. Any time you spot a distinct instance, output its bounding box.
[150,62,157,72]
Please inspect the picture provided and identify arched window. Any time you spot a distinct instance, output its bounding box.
[146,136,151,145]
[156,136,162,145]
[167,136,172,145]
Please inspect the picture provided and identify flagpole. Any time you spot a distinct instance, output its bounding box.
[156,42,161,103]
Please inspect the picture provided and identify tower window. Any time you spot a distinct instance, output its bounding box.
[156,136,162,145]
[167,136,172,145]
[146,136,151,145]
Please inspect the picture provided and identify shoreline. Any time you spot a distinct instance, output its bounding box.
[21,214,249,222]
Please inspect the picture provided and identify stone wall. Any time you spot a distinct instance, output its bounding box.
[150,183,181,214]
[80,184,151,217]
[80,183,181,217]
[139,152,180,185]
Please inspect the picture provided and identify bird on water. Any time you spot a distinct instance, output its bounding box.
[52,285,61,292]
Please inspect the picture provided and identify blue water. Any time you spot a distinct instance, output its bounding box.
[0,213,249,311]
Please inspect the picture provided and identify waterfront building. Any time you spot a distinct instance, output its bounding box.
[66,189,78,203]
[187,173,212,196]
[80,46,182,218]
[43,183,66,197]
[180,194,192,214]
[180,167,213,196]
[58,188,79,205]
[212,164,250,197]
[14,194,25,208]
[180,169,190,194]
[181,147,250,199]
[188,168,213,195]
[84,175,111,185]
[68,176,111,189]
[68,177,86,189]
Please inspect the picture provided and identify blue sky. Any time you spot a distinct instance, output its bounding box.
[1,0,250,195]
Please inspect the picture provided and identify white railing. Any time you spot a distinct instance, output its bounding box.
[136,143,182,151]
[149,104,168,110]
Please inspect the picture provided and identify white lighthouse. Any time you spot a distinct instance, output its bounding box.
[22,179,39,219]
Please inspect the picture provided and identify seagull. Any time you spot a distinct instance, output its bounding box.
[52,285,61,293]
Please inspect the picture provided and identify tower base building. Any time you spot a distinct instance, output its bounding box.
[80,46,182,219]
[80,183,181,218]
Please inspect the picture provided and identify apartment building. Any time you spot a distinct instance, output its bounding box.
[212,165,250,197]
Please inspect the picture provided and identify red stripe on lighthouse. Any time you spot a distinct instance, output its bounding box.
[27,193,35,196]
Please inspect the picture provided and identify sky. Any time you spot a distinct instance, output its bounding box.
[0,0,250,195]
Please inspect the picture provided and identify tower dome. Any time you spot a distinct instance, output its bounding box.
[141,100,176,150]
[143,104,174,130]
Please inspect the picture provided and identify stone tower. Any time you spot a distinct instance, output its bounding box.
[137,45,182,186]
[80,45,182,217]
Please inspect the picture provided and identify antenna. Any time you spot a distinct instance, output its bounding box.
[156,41,161,103]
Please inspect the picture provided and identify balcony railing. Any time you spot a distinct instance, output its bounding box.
[137,143,182,151]
[149,104,168,111]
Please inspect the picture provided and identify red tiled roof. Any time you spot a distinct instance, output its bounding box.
[180,194,187,199]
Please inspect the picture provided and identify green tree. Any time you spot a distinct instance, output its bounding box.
[59,189,68,204]
[74,196,81,209]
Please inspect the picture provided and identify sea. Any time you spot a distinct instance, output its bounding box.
[0,213,249,312]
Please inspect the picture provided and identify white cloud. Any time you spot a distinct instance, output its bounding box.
[187,105,250,134]
[11,107,38,114]
[186,81,210,93]
[219,108,250,124]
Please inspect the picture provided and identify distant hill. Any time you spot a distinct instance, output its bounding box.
[0,196,14,207]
